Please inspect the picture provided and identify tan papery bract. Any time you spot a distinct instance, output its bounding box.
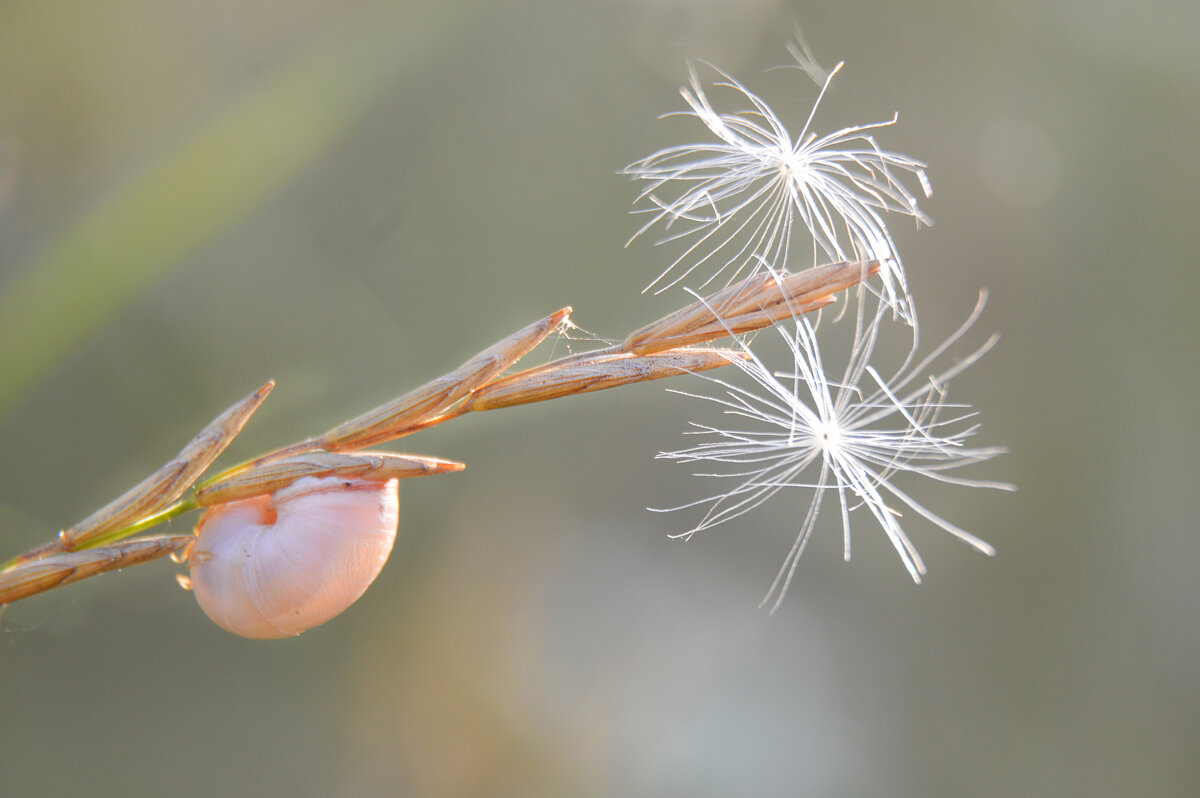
[460,348,745,412]
[623,261,878,354]
[0,535,193,604]
[317,308,571,451]
[195,451,464,506]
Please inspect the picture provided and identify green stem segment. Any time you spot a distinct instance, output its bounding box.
[78,497,199,551]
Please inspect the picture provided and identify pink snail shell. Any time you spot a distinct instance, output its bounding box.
[187,475,400,639]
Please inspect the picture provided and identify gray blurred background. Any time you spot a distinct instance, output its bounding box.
[1,1,1196,796]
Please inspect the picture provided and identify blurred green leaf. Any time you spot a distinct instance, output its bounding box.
[0,1,479,419]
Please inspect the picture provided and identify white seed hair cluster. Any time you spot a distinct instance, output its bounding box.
[624,51,932,323]
[655,288,1013,609]
[627,40,1010,604]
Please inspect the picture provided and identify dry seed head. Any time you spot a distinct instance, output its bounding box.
[0,535,193,604]
[622,260,878,355]
[58,382,273,551]
[195,451,464,506]
[658,292,1011,609]
[319,308,571,451]
[460,347,746,413]
[624,47,930,322]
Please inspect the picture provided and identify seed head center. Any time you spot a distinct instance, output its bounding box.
[814,418,842,452]
[779,154,806,182]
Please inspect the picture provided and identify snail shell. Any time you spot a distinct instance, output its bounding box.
[187,475,400,639]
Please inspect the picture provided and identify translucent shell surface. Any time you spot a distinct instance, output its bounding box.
[187,476,400,639]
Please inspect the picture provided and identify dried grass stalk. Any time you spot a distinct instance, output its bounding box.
[0,261,870,608]
[459,348,745,412]
[623,261,878,354]
[195,451,465,506]
[0,535,193,604]
[318,308,571,451]
[10,382,273,567]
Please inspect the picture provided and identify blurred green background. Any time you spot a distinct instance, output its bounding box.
[1,1,1197,796]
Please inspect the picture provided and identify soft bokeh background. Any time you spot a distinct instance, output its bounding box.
[2,1,1196,796]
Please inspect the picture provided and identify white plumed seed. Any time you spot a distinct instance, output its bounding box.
[187,475,400,639]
